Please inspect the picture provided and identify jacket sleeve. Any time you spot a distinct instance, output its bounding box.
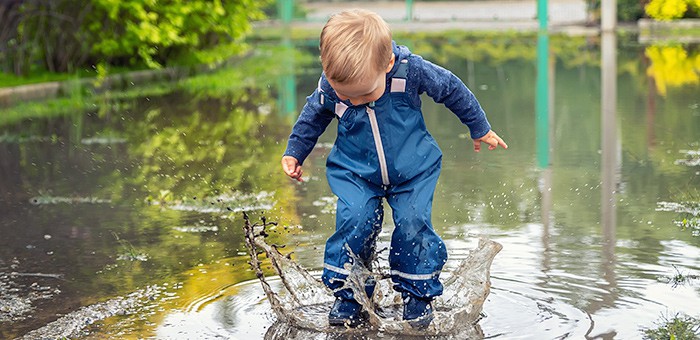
[414,55,491,139]
[283,88,335,165]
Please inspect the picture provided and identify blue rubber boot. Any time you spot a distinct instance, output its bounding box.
[364,276,376,299]
[403,293,434,329]
[328,298,367,327]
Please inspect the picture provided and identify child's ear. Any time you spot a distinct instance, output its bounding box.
[385,54,395,73]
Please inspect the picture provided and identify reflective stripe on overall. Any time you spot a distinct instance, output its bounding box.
[318,59,448,300]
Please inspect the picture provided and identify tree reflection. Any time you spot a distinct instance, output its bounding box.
[645,44,700,97]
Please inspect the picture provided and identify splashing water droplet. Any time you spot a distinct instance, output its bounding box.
[244,217,501,336]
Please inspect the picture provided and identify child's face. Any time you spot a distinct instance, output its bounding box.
[328,55,395,106]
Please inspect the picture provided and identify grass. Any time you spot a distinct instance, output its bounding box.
[0,72,82,88]
[661,265,700,288]
[0,44,305,128]
[0,65,144,88]
[112,232,149,262]
[642,313,700,340]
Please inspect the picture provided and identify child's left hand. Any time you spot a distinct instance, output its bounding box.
[472,130,508,152]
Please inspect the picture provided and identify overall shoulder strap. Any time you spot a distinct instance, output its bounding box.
[390,59,409,93]
[317,77,348,118]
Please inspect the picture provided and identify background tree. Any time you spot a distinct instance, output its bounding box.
[0,0,269,76]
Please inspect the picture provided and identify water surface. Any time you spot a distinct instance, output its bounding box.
[1,33,699,339]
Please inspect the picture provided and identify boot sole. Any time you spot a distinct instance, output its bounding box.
[407,313,434,329]
[328,311,368,327]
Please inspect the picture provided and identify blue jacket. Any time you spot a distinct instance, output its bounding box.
[284,42,491,183]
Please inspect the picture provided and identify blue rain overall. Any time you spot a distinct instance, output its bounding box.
[319,59,448,300]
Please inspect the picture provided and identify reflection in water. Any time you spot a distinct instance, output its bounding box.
[645,45,700,97]
[2,33,700,339]
[600,31,619,253]
[535,30,554,301]
[278,19,297,118]
[586,31,620,340]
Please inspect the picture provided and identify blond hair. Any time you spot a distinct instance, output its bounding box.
[319,9,392,84]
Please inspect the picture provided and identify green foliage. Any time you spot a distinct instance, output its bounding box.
[659,265,700,286]
[0,70,89,88]
[588,0,700,21]
[181,45,314,97]
[0,92,92,127]
[112,231,149,261]
[262,0,308,20]
[393,31,599,69]
[645,44,700,96]
[646,0,700,20]
[94,62,109,88]
[1,1,92,74]
[0,0,270,77]
[618,0,647,21]
[88,0,269,68]
[588,0,647,22]
[642,313,700,340]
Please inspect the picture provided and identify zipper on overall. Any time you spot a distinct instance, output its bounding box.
[366,102,390,186]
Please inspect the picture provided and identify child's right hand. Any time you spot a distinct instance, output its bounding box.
[281,156,304,182]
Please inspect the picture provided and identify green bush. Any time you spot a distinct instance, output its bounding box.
[588,0,647,22]
[645,0,700,20]
[0,0,270,76]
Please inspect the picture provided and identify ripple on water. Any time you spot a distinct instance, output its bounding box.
[17,285,166,340]
[1,265,63,324]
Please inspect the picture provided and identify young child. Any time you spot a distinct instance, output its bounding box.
[281,9,507,328]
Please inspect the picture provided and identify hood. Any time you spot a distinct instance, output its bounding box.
[386,41,412,79]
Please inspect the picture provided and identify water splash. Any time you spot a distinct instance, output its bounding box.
[156,191,274,214]
[173,225,220,233]
[674,150,700,167]
[311,196,336,214]
[81,137,127,145]
[657,201,700,236]
[29,195,111,205]
[657,201,700,216]
[243,214,502,337]
[0,133,52,143]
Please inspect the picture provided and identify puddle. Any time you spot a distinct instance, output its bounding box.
[243,215,501,336]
